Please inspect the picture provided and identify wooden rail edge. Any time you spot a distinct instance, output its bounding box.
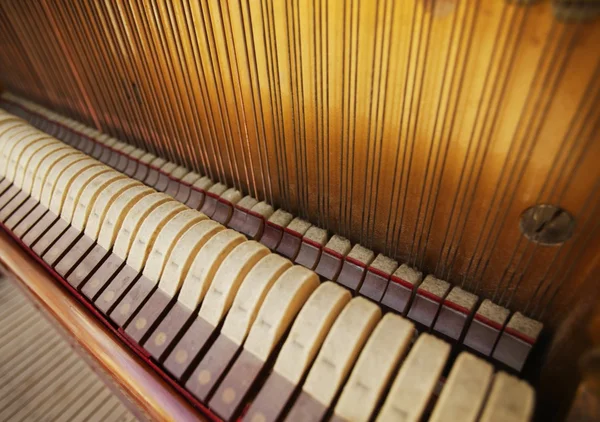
[0,229,205,422]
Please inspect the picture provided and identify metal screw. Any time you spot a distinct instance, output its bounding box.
[519,204,575,246]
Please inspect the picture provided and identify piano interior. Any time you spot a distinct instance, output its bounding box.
[0,0,598,421]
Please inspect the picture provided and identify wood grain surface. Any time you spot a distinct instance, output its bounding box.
[0,229,206,422]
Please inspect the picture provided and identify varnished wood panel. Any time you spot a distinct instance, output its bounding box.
[0,229,206,422]
[0,276,139,422]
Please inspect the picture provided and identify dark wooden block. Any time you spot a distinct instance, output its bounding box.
[68,130,81,145]
[48,122,61,136]
[108,274,155,327]
[294,240,322,270]
[242,212,264,240]
[124,157,138,177]
[336,257,367,291]
[213,200,233,225]
[433,301,474,343]
[122,288,173,344]
[162,315,215,380]
[0,185,20,210]
[282,390,327,422]
[144,166,161,188]
[209,349,265,422]
[67,243,109,289]
[145,301,194,363]
[154,172,171,192]
[71,134,85,151]
[71,136,85,152]
[13,204,47,238]
[42,226,81,267]
[492,329,536,373]
[359,268,390,303]
[132,162,149,182]
[56,128,72,146]
[5,196,38,230]
[185,188,205,210]
[243,370,297,422]
[42,119,58,135]
[463,316,504,357]
[186,334,240,402]
[199,194,219,218]
[90,143,105,160]
[406,289,444,331]
[174,183,192,204]
[330,414,347,422]
[227,207,248,233]
[98,146,114,164]
[45,122,59,136]
[31,217,68,256]
[22,209,56,246]
[58,129,73,145]
[81,137,96,155]
[164,179,182,199]
[54,235,95,277]
[276,230,303,260]
[115,154,131,173]
[260,222,284,250]
[55,124,68,138]
[80,252,125,300]
[107,149,121,168]
[74,137,91,154]
[0,178,12,195]
[94,264,141,314]
[314,249,344,281]
[0,190,28,222]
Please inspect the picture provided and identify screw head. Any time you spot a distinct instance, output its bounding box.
[519,204,575,246]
